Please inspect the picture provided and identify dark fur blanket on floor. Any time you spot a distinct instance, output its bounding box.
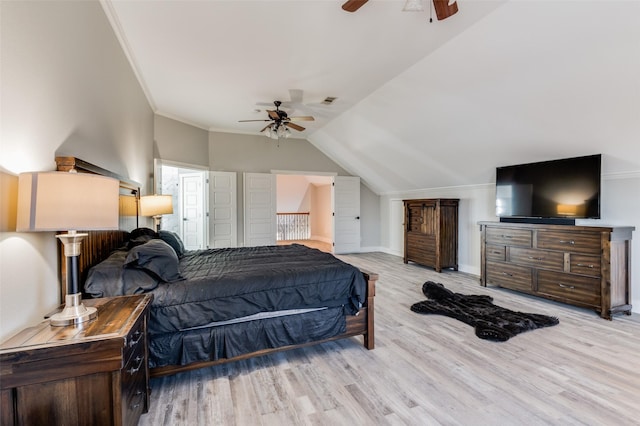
[410,282,559,342]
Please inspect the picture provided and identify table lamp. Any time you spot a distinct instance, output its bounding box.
[139,194,173,232]
[17,170,119,326]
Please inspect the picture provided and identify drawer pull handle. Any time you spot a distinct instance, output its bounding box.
[501,235,512,239]
[492,251,502,255]
[128,330,143,348]
[130,390,145,409]
[558,283,575,290]
[501,272,513,277]
[128,356,144,375]
[576,263,594,268]
[527,256,543,261]
[559,240,575,245]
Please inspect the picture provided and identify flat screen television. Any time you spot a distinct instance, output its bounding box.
[496,154,601,225]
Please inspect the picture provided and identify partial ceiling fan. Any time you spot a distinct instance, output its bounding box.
[342,0,458,21]
[239,101,314,139]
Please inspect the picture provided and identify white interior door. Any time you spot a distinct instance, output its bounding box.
[332,176,361,254]
[209,171,237,248]
[244,172,276,247]
[181,173,205,250]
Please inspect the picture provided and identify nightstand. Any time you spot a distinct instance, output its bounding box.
[1,294,152,426]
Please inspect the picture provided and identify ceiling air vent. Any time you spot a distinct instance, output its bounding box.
[321,97,337,105]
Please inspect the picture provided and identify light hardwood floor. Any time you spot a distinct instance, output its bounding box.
[139,252,640,426]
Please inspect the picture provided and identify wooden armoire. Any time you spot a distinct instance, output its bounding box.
[403,198,459,272]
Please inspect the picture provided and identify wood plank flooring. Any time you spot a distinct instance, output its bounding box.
[139,252,640,426]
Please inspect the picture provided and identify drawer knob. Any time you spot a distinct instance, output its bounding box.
[559,239,576,245]
[128,330,143,348]
[558,283,576,290]
[130,390,146,409]
[576,263,594,268]
[127,355,144,375]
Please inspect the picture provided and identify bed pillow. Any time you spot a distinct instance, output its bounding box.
[127,234,156,250]
[159,230,185,257]
[124,239,183,282]
[129,227,159,239]
[85,250,127,298]
[85,249,162,297]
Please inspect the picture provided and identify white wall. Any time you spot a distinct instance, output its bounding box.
[0,1,154,341]
[276,175,312,213]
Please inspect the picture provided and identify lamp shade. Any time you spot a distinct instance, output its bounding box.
[140,195,173,217]
[17,171,119,232]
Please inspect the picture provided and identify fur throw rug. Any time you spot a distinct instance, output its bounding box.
[410,282,559,342]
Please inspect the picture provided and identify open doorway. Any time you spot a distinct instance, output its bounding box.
[276,174,333,253]
[156,160,208,250]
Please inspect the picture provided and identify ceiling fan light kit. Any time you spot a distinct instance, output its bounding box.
[239,100,313,141]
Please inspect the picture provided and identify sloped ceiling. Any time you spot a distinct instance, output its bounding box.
[103,1,640,195]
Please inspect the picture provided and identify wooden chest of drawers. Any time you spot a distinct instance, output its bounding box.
[1,295,152,425]
[479,222,634,319]
[403,198,459,272]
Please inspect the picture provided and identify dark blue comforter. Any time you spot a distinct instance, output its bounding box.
[147,244,365,334]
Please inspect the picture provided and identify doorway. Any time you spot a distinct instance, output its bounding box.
[275,173,333,253]
[156,161,208,250]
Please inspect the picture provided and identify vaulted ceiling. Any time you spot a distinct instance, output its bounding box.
[103,0,640,194]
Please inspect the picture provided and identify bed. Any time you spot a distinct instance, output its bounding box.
[55,157,377,378]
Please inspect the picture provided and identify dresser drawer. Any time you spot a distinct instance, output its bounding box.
[537,270,600,307]
[569,254,601,277]
[486,227,532,247]
[486,244,505,261]
[536,230,601,254]
[509,247,564,271]
[486,261,532,292]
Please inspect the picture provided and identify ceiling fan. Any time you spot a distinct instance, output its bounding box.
[342,0,458,21]
[239,101,314,139]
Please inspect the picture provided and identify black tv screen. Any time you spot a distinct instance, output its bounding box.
[496,154,601,221]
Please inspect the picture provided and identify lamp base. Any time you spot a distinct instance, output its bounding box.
[50,293,97,327]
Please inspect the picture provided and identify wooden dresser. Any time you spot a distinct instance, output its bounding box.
[479,222,634,319]
[403,198,459,272]
[1,295,152,426]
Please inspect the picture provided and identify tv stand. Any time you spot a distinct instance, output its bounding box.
[500,217,576,226]
[479,221,634,319]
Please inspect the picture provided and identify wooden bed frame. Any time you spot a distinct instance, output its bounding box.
[55,157,377,378]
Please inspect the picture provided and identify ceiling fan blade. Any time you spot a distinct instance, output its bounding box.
[342,0,368,13]
[238,119,270,122]
[260,124,271,132]
[289,116,315,122]
[267,110,279,120]
[286,122,305,132]
[433,0,458,20]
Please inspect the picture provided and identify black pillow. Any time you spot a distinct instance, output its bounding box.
[159,230,185,257]
[124,239,183,282]
[129,227,158,240]
[127,234,156,250]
